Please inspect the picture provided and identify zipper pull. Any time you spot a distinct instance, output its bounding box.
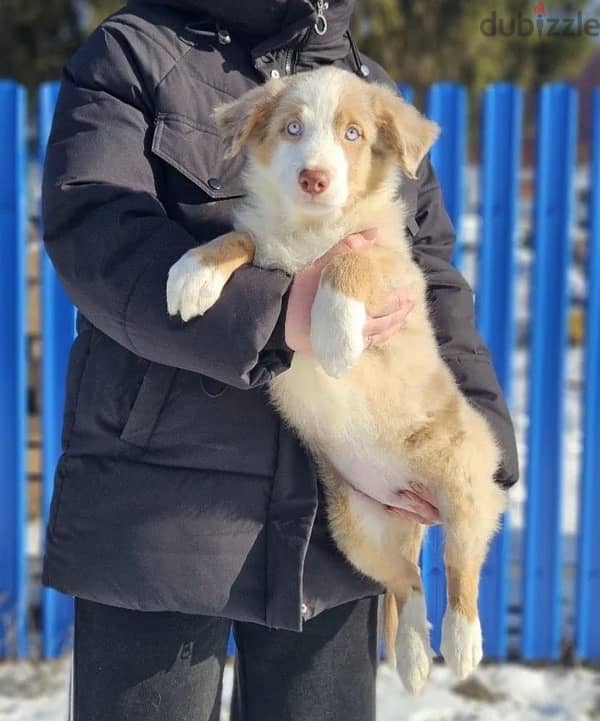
[314,1,329,35]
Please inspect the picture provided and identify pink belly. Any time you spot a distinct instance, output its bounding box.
[325,444,416,509]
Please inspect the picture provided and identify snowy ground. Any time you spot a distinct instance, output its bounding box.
[0,659,69,721]
[2,658,600,721]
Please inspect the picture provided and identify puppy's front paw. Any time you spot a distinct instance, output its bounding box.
[441,608,483,680]
[167,250,227,321]
[310,281,366,378]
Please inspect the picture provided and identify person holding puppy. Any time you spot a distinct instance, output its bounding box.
[42,1,519,719]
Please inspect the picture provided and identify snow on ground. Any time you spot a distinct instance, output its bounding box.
[1,658,599,721]
[0,659,69,721]
[376,663,600,721]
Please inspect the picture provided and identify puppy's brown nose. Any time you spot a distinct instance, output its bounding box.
[299,168,330,195]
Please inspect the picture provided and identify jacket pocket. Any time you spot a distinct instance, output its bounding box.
[128,368,279,477]
[62,328,93,450]
[118,360,278,477]
[47,454,71,536]
[152,113,245,200]
[120,363,178,448]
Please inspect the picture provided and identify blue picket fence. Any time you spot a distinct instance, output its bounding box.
[38,83,77,660]
[0,79,599,662]
[0,81,27,659]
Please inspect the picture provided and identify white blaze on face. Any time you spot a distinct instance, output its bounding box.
[270,69,350,212]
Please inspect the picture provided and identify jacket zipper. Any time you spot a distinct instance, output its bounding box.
[314,0,329,35]
[288,28,311,75]
[284,47,293,75]
[284,0,327,76]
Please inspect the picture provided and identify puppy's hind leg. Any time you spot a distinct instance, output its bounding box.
[440,479,505,680]
[347,510,433,694]
[407,399,505,680]
[387,525,432,695]
[322,465,432,694]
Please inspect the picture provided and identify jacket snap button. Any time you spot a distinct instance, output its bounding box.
[301,602,309,617]
[208,177,222,191]
[270,69,281,79]
[217,29,231,45]
[200,376,227,398]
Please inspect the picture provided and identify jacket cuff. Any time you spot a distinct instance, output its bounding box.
[263,285,293,355]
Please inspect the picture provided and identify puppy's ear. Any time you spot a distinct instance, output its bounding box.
[372,84,440,179]
[213,78,285,158]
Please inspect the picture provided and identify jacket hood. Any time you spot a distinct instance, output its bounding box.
[135,0,355,57]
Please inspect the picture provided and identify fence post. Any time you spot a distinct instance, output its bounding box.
[426,82,468,269]
[39,82,76,658]
[522,83,578,660]
[0,81,28,658]
[576,88,600,662]
[420,83,467,654]
[476,83,523,660]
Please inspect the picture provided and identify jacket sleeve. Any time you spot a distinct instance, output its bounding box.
[411,160,519,489]
[42,28,292,390]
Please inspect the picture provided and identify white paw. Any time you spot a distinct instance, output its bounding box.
[396,592,433,695]
[310,281,366,378]
[441,608,483,680]
[166,251,227,321]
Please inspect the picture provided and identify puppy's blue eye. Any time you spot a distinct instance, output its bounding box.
[287,121,303,136]
[345,126,361,141]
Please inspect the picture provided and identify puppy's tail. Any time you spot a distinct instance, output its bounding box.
[383,590,399,667]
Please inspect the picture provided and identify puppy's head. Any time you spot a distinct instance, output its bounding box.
[214,67,439,215]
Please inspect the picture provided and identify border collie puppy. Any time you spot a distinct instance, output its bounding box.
[167,67,505,694]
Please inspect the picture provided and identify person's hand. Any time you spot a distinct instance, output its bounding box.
[386,482,441,525]
[285,229,414,355]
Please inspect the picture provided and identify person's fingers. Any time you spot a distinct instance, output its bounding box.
[312,248,341,272]
[409,481,439,508]
[402,491,440,520]
[342,227,378,251]
[363,305,412,344]
[397,491,438,516]
[386,505,440,526]
[367,329,394,348]
[365,308,408,336]
[386,508,432,525]
[312,229,378,272]
[371,290,412,318]
[386,490,441,525]
[361,227,378,241]
[312,231,373,271]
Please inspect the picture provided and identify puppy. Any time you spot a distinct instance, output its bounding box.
[166,67,505,694]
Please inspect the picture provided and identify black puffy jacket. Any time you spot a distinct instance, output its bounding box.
[42,0,519,630]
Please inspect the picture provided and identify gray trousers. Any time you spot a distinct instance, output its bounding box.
[71,596,379,721]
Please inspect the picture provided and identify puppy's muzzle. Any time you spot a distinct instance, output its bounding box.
[299,168,330,195]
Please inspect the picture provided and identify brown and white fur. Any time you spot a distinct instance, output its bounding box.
[166,67,505,694]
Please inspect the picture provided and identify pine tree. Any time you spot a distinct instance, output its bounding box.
[87,0,123,26]
[351,0,597,98]
[0,0,596,91]
[0,0,123,87]
[0,0,82,87]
